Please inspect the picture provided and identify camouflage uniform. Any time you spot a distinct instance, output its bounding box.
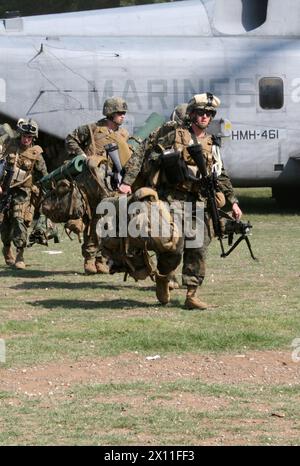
[0,135,47,267]
[152,129,237,278]
[122,120,182,189]
[65,101,132,274]
[132,94,239,308]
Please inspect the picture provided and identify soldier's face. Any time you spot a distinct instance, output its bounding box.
[191,110,211,129]
[112,112,126,126]
[21,135,34,147]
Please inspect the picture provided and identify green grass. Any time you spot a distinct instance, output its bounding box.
[0,379,300,445]
[0,187,300,445]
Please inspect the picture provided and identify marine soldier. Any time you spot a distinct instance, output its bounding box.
[136,93,242,309]
[121,103,189,290]
[65,96,132,275]
[0,118,47,269]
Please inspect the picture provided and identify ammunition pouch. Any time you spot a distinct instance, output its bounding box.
[160,149,189,185]
[11,167,27,185]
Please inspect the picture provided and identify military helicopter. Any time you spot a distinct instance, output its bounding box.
[0,0,300,203]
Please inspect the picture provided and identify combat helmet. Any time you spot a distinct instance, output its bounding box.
[187,93,220,118]
[103,97,128,117]
[170,103,188,125]
[17,118,39,137]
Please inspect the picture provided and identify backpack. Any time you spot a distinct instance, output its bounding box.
[97,188,181,281]
[41,179,87,224]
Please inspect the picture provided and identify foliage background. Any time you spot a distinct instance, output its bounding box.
[0,0,175,17]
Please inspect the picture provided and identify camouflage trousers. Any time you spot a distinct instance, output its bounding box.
[81,214,104,261]
[157,215,212,287]
[1,188,34,250]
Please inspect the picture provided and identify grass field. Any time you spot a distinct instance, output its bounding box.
[0,187,300,445]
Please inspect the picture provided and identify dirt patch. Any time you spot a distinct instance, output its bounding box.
[92,392,229,413]
[0,350,298,397]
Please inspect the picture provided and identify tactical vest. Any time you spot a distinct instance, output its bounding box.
[174,128,214,174]
[86,122,132,168]
[155,128,215,195]
[7,144,43,189]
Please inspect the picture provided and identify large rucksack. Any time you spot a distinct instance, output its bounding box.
[41,159,110,224]
[97,188,181,281]
[41,179,87,224]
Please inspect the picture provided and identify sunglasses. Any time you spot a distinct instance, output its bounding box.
[195,109,216,118]
[115,111,126,116]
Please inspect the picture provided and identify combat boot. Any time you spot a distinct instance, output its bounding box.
[184,286,208,310]
[84,258,97,275]
[155,273,170,305]
[168,272,180,290]
[15,248,26,270]
[95,257,109,274]
[2,245,15,266]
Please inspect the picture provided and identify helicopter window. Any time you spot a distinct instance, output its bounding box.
[259,77,283,109]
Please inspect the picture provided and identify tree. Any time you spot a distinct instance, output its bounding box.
[0,1,121,17]
[0,1,172,18]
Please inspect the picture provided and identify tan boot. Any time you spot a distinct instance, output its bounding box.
[2,245,15,266]
[184,286,208,310]
[15,248,26,270]
[156,273,170,305]
[95,258,109,274]
[168,272,180,290]
[84,258,97,275]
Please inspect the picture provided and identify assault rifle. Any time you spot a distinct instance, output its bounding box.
[186,143,257,260]
[0,158,15,225]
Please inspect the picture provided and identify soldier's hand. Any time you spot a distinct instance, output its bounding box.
[118,183,132,194]
[232,202,242,220]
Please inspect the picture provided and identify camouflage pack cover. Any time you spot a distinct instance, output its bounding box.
[41,159,110,224]
[41,179,86,224]
[98,188,181,280]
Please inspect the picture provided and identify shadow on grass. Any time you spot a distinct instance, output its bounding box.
[236,190,300,215]
[29,298,156,310]
[0,268,80,278]
[12,279,156,291]
[12,280,120,291]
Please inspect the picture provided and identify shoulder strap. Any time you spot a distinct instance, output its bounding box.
[88,124,97,157]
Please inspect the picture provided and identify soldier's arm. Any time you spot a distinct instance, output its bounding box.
[33,150,48,181]
[122,142,145,187]
[217,166,238,205]
[65,124,92,157]
[218,165,242,219]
